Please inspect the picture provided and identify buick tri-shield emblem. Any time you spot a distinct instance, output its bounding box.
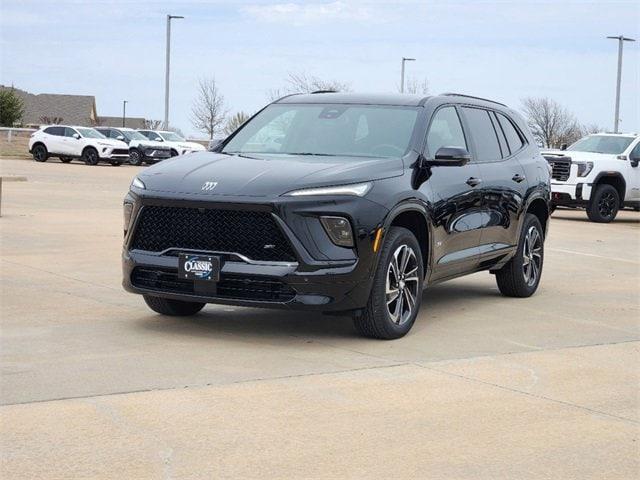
[201,181,218,191]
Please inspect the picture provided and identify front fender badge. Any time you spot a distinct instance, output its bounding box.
[373,228,384,253]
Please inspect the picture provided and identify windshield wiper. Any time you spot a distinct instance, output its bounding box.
[220,151,260,159]
[284,152,337,156]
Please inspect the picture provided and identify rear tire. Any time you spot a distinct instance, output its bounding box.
[587,184,619,223]
[495,213,544,298]
[82,147,99,165]
[32,144,48,162]
[353,227,424,339]
[143,295,205,316]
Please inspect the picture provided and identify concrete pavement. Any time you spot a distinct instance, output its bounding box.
[1,158,638,479]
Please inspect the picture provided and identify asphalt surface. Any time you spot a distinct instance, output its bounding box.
[1,158,639,479]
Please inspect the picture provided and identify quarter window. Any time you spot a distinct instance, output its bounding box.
[497,113,524,153]
[426,106,467,157]
[462,107,501,162]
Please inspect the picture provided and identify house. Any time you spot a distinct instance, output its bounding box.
[1,86,98,127]
[0,85,149,128]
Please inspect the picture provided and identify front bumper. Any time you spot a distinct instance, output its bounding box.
[551,182,592,206]
[122,192,389,312]
[100,147,130,161]
[142,148,173,162]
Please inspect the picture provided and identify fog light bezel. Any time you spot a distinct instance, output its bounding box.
[320,216,354,248]
[123,202,134,236]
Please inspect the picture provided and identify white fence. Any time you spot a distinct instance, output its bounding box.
[0,127,37,142]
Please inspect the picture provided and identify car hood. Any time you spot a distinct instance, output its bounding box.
[131,140,168,149]
[138,152,403,197]
[542,149,617,161]
[98,139,128,148]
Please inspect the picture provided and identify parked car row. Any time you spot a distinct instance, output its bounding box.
[28,125,205,166]
[542,132,640,222]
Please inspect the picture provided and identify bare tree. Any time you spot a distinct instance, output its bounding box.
[268,72,351,100]
[224,111,250,136]
[401,76,429,95]
[582,123,605,135]
[39,116,64,125]
[143,119,163,129]
[190,77,227,139]
[521,97,583,148]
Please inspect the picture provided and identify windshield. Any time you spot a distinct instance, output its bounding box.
[77,128,105,139]
[222,104,419,158]
[123,130,148,141]
[567,135,634,155]
[160,132,184,142]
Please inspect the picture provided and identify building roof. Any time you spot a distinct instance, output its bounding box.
[96,116,147,129]
[1,86,98,127]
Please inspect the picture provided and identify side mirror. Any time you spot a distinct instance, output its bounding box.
[117,135,125,141]
[428,147,471,167]
[630,154,639,168]
[560,143,568,151]
[154,137,163,142]
[73,133,80,139]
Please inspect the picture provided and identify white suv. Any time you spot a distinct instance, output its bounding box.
[29,125,130,166]
[543,133,640,222]
[137,130,206,156]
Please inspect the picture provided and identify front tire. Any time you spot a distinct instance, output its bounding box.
[129,149,143,166]
[354,227,424,339]
[82,147,99,165]
[32,144,48,162]
[143,295,205,316]
[587,184,619,223]
[495,213,544,298]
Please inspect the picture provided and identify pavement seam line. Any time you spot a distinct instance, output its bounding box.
[417,362,639,425]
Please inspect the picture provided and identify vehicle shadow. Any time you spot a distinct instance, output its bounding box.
[134,280,497,340]
[552,212,640,224]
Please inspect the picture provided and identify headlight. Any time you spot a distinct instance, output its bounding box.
[320,216,354,247]
[576,161,594,177]
[131,177,145,189]
[123,202,133,236]
[285,182,372,197]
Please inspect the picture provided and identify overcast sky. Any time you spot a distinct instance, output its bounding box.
[1,0,638,137]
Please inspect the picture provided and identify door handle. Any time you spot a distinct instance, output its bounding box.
[466,177,482,187]
[512,174,526,183]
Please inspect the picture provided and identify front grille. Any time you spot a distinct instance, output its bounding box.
[144,148,171,157]
[130,206,296,262]
[112,149,129,156]
[544,155,571,181]
[131,267,296,302]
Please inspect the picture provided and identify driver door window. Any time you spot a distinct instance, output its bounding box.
[426,106,467,158]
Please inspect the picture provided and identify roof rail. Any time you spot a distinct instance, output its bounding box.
[311,90,338,94]
[440,93,507,107]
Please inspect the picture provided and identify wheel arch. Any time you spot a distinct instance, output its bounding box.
[82,145,98,156]
[525,197,550,239]
[31,141,47,152]
[382,201,432,278]
[592,172,626,201]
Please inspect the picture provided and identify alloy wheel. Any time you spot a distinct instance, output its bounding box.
[598,192,616,218]
[522,226,542,286]
[385,244,420,325]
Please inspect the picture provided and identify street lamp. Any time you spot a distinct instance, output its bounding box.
[164,14,184,130]
[606,35,635,133]
[122,100,128,128]
[400,57,416,93]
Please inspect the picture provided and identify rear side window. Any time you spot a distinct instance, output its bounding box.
[426,106,467,157]
[95,128,109,137]
[44,126,64,136]
[497,113,524,154]
[462,107,501,162]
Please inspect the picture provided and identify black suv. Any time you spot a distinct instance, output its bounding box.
[95,127,173,166]
[122,93,550,339]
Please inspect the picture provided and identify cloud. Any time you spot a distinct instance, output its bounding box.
[242,1,380,25]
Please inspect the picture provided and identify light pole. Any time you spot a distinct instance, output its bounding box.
[164,14,184,130]
[122,100,128,127]
[400,57,415,93]
[606,35,635,133]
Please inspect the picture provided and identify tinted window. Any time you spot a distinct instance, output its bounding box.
[426,106,467,157]
[497,113,524,153]
[95,128,110,137]
[630,142,640,158]
[44,126,64,136]
[138,131,153,139]
[64,127,78,137]
[462,107,501,162]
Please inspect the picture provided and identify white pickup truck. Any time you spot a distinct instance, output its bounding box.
[542,133,640,222]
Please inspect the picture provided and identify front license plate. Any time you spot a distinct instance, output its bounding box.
[178,254,220,282]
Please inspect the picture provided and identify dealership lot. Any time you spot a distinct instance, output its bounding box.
[0,158,638,478]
